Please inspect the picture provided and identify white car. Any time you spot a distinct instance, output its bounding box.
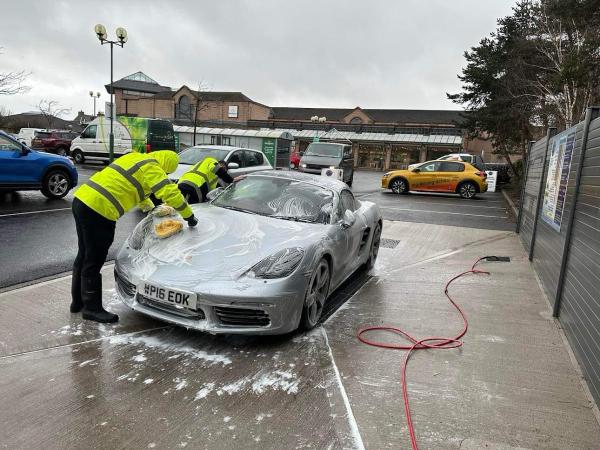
[408,153,486,171]
[170,145,273,181]
[17,128,45,146]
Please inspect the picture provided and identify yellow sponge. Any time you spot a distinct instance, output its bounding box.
[155,219,183,239]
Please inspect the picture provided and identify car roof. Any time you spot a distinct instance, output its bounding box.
[247,170,348,192]
[188,145,264,153]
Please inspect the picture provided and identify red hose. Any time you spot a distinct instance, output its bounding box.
[357,257,490,450]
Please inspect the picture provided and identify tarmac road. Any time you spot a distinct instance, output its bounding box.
[0,167,513,289]
[0,164,143,289]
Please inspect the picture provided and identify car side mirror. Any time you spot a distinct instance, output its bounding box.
[20,145,30,156]
[228,162,239,169]
[206,187,224,202]
[340,210,356,228]
[412,168,420,173]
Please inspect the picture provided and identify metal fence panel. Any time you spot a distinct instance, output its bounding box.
[519,137,548,252]
[559,116,600,405]
[532,124,584,300]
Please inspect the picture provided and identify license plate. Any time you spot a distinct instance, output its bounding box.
[139,282,197,310]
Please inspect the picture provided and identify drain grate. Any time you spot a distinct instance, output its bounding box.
[380,238,400,249]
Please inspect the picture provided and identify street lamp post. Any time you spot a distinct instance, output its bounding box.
[94,24,128,163]
[89,91,101,116]
[310,115,327,142]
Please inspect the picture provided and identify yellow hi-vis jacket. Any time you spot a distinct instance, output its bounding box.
[74,150,193,221]
[178,156,220,195]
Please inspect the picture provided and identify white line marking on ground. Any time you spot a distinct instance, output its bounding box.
[321,327,365,450]
[379,206,506,219]
[0,207,71,218]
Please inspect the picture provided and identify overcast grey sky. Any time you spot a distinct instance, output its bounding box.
[1,0,515,117]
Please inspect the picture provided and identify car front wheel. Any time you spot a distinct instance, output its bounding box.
[41,169,71,199]
[72,149,84,164]
[300,259,330,330]
[458,181,478,199]
[390,177,408,194]
[364,224,381,270]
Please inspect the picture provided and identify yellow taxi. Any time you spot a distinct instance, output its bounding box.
[381,160,488,199]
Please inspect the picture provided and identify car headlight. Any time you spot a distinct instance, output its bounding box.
[246,248,304,279]
[128,215,154,250]
[301,163,307,168]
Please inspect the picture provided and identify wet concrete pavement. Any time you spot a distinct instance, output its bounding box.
[1,220,598,449]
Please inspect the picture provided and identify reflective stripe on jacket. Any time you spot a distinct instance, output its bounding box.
[74,151,193,221]
[178,157,220,195]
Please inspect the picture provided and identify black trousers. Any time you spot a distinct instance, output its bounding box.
[72,198,116,302]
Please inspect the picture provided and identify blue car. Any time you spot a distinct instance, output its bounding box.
[0,130,78,199]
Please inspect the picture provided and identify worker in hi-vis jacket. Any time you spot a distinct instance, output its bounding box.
[71,150,197,323]
[177,157,234,203]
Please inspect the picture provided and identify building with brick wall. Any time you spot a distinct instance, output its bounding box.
[105,71,503,170]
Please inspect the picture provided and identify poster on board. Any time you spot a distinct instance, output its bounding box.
[541,126,577,232]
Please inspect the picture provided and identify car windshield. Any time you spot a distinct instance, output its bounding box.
[179,147,230,165]
[304,143,342,158]
[212,175,334,224]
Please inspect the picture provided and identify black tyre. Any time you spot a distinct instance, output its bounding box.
[346,173,354,187]
[300,259,330,330]
[56,146,68,157]
[458,181,478,199]
[72,149,85,164]
[364,224,382,270]
[41,169,71,199]
[389,177,408,194]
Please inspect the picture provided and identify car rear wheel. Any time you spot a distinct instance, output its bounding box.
[390,177,408,194]
[72,149,84,164]
[300,259,330,330]
[41,169,71,199]
[458,181,478,199]
[364,224,381,270]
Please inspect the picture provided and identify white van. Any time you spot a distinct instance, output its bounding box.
[17,128,44,146]
[69,116,176,164]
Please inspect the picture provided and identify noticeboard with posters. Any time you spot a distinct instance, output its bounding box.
[541,126,577,232]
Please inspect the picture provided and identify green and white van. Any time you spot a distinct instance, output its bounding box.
[69,116,175,164]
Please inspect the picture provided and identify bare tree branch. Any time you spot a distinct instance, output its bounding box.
[0,46,31,95]
[37,99,71,129]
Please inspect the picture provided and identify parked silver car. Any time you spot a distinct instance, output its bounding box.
[114,171,382,335]
[170,145,272,182]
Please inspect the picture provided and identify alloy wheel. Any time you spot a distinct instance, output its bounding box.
[460,183,476,199]
[48,173,69,196]
[304,261,330,327]
[391,178,406,194]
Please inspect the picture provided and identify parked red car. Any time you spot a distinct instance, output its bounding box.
[30,130,79,157]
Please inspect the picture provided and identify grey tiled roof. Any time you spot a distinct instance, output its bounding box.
[270,107,466,125]
[105,79,172,94]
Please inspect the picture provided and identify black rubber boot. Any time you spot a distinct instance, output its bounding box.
[81,276,119,323]
[70,267,83,313]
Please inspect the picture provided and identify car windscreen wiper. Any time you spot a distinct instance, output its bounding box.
[217,205,261,215]
[271,215,316,223]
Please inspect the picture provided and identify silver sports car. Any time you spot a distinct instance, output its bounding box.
[114,171,382,335]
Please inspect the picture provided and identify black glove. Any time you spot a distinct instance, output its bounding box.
[185,215,198,227]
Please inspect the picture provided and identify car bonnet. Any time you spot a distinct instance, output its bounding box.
[125,204,327,287]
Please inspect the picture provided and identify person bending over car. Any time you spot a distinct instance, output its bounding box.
[177,157,234,203]
[71,150,198,323]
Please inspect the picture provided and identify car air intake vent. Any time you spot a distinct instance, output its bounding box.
[214,307,270,327]
[114,270,136,297]
[307,164,324,170]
